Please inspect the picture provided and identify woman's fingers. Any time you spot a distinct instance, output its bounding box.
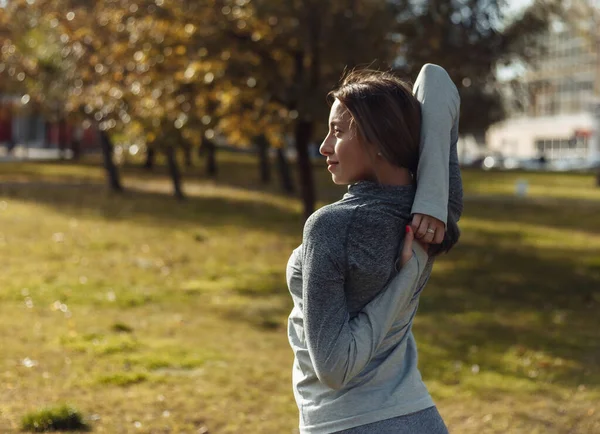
[415,215,429,239]
[418,217,435,243]
[401,225,414,266]
[410,214,423,235]
[413,214,446,244]
[433,221,445,244]
[426,218,445,244]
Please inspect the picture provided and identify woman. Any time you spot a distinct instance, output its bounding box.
[286,64,463,433]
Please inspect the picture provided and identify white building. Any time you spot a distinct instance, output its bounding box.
[487,113,593,160]
[487,1,599,164]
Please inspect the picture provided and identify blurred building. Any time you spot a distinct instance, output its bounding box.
[487,1,600,166]
[0,94,101,158]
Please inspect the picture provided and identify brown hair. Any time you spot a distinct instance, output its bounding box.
[328,69,422,175]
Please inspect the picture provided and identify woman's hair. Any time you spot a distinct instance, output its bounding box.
[432,217,460,256]
[329,68,459,255]
[328,68,421,174]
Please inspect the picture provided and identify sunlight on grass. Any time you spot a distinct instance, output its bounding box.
[96,372,149,387]
[60,333,140,355]
[462,168,600,201]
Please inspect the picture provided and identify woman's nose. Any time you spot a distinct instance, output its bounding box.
[319,135,333,156]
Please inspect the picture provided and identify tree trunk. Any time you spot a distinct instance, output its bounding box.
[144,147,155,169]
[276,147,295,194]
[99,131,124,192]
[70,127,82,160]
[205,138,218,178]
[256,134,271,184]
[42,121,50,149]
[165,145,185,200]
[294,120,316,219]
[596,169,600,187]
[183,144,193,168]
[70,140,81,160]
[58,119,67,160]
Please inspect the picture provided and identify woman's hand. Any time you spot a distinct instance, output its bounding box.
[411,213,445,244]
[401,225,429,266]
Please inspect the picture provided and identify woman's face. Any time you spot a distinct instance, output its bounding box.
[319,99,375,185]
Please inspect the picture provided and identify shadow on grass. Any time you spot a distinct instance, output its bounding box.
[464,195,600,234]
[0,152,348,236]
[122,151,347,204]
[0,180,305,236]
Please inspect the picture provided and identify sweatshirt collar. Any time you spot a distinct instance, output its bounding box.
[345,180,416,203]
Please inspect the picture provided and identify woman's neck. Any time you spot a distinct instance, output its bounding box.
[372,165,414,186]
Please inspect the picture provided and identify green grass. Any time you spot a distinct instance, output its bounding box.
[21,404,89,432]
[461,168,600,201]
[1,153,599,433]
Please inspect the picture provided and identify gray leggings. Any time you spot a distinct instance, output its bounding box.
[334,406,449,434]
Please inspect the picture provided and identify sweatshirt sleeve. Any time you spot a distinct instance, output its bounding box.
[301,208,429,390]
[411,63,461,225]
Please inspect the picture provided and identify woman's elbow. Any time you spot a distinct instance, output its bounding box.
[422,64,455,89]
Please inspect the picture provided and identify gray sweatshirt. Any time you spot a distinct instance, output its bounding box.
[286,64,463,433]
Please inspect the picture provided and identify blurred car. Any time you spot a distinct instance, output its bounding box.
[546,158,584,172]
[502,157,520,170]
[461,154,600,172]
[463,154,506,170]
[568,158,600,172]
[481,155,504,170]
[516,158,547,171]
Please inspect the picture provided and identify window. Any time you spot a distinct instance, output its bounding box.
[534,136,589,159]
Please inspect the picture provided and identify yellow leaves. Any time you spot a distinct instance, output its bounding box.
[215,89,234,108]
[142,97,157,110]
[73,27,91,42]
[23,57,38,72]
[179,60,203,82]
[184,24,196,35]
[1,0,344,152]
[265,126,284,149]
[204,72,215,84]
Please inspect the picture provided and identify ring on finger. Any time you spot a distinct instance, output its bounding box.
[426,228,435,234]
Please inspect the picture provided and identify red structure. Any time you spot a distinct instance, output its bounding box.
[0,96,101,154]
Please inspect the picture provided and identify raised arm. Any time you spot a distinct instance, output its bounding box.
[302,212,428,390]
[411,63,462,226]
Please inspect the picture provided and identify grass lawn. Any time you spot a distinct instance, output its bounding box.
[1,153,599,433]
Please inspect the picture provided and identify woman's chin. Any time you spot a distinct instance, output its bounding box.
[331,175,349,185]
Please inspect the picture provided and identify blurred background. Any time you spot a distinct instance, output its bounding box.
[0,0,599,433]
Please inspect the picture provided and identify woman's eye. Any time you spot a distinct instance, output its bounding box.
[334,128,342,135]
